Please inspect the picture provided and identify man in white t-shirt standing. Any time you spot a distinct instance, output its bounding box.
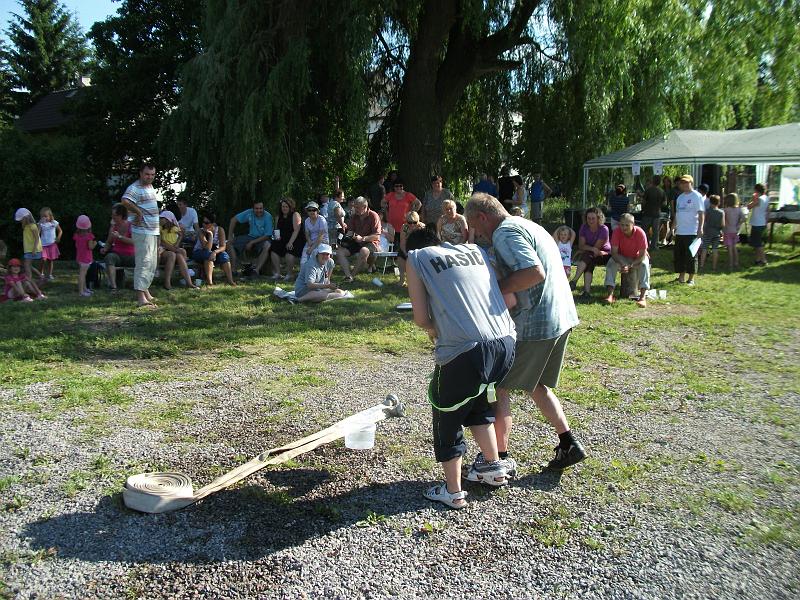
[177,198,199,244]
[121,163,160,307]
[747,183,769,266]
[672,174,705,286]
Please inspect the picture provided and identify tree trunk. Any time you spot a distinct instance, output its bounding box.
[392,0,540,198]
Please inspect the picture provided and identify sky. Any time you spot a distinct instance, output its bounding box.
[0,0,118,41]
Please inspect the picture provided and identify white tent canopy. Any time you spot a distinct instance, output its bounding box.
[582,123,800,205]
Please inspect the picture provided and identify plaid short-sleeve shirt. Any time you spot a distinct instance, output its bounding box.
[491,216,579,341]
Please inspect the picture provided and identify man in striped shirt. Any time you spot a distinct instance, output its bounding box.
[121,163,160,307]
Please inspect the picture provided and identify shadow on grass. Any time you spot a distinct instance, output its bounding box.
[23,464,562,564]
[740,259,800,283]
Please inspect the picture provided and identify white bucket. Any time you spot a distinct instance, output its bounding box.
[345,423,376,450]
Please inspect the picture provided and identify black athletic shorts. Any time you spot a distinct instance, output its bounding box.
[429,336,515,462]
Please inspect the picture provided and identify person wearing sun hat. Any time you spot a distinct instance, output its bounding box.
[300,200,329,265]
[158,210,198,290]
[293,242,347,302]
[672,174,705,286]
[73,215,97,297]
[2,257,46,302]
[15,207,42,281]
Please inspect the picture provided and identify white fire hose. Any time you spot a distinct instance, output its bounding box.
[123,394,405,514]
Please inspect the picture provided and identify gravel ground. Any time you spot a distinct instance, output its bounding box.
[1,334,798,599]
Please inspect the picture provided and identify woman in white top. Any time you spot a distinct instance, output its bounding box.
[747,183,769,266]
[301,201,328,264]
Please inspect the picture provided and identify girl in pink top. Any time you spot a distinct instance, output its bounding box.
[723,193,745,270]
[2,258,45,302]
[73,215,97,297]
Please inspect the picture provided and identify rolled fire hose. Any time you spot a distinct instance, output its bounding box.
[123,394,405,514]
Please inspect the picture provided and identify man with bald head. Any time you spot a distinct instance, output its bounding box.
[465,193,585,475]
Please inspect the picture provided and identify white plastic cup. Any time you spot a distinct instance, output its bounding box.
[658,289,667,299]
[372,277,383,287]
[345,423,376,450]
[646,289,656,299]
[273,229,281,241]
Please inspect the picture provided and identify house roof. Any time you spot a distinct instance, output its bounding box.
[583,124,800,169]
[15,88,84,133]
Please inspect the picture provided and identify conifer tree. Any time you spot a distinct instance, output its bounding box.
[3,0,88,112]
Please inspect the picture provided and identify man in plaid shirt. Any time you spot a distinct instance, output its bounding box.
[465,193,586,474]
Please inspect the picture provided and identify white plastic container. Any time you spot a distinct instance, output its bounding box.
[345,423,376,450]
[194,278,203,287]
[372,277,384,287]
[658,289,667,299]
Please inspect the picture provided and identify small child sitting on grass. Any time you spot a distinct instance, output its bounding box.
[2,258,46,302]
[292,243,348,303]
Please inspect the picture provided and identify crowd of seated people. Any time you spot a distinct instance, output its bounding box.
[2,173,774,306]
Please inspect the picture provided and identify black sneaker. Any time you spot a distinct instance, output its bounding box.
[546,440,586,470]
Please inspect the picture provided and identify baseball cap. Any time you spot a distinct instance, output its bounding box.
[677,174,694,184]
[316,243,333,255]
[305,201,319,210]
[14,208,32,221]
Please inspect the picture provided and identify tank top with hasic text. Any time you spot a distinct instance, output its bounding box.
[408,242,515,365]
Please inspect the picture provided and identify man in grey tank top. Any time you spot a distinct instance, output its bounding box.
[406,228,516,509]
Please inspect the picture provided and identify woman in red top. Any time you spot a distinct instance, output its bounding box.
[384,180,418,245]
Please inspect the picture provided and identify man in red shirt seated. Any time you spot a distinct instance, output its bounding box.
[336,196,382,281]
[603,213,651,308]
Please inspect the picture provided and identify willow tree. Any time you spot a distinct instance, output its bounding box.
[515,0,800,198]
[163,0,375,211]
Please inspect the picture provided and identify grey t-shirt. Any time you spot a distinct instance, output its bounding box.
[705,207,724,234]
[408,242,516,365]
[294,250,334,298]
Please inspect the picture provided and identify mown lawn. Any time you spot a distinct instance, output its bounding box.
[1,234,798,412]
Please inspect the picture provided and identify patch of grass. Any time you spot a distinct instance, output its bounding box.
[63,470,99,498]
[707,485,756,514]
[0,547,57,566]
[2,495,28,512]
[12,447,30,460]
[0,476,20,492]
[356,510,387,528]
[519,505,581,547]
[744,507,800,548]
[132,399,197,431]
[313,503,342,522]
[239,485,294,506]
[583,536,605,551]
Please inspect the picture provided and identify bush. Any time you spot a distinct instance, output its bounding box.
[0,128,107,259]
